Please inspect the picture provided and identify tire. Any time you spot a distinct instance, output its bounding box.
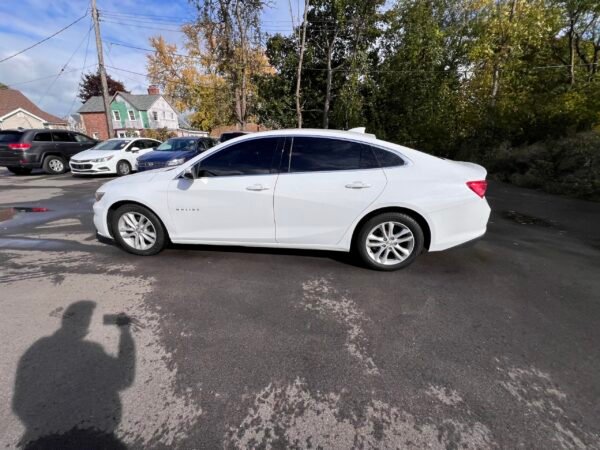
[111,204,166,256]
[7,167,32,175]
[355,212,424,271]
[42,155,67,175]
[116,160,132,176]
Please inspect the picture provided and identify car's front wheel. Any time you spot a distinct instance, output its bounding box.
[355,212,424,271]
[111,204,166,255]
[116,160,132,176]
[42,155,67,175]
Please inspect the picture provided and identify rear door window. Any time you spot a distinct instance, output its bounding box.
[52,131,76,142]
[34,132,53,142]
[288,137,377,173]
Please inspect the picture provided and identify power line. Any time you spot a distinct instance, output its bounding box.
[0,65,97,90]
[66,17,95,117]
[38,24,94,108]
[0,13,88,63]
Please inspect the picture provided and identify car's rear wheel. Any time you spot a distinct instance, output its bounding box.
[7,167,32,175]
[116,160,131,176]
[355,212,424,271]
[42,155,67,175]
[111,204,166,255]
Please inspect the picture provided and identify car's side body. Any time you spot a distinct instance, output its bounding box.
[93,129,490,255]
[136,137,215,172]
[70,138,161,175]
[0,129,98,174]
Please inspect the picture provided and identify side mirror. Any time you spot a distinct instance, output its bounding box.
[182,167,195,180]
[130,146,140,153]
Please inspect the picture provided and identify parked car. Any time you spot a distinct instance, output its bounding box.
[69,138,161,176]
[136,137,215,172]
[92,128,491,271]
[0,129,98,175]
[219,131,250,143]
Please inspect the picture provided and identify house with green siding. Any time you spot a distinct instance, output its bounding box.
[77,86,180,140]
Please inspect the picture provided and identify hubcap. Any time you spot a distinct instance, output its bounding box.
[119,162,130,174]
[118,212,156,250]
[366,221,414,266]
[49,159,64,172]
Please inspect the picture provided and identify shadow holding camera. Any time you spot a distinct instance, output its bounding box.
[12,301,135,449]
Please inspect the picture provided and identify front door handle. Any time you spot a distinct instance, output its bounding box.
[246,184,270,191]
[345,181,371,189]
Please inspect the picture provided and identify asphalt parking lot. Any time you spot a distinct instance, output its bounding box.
[0,169,599,449]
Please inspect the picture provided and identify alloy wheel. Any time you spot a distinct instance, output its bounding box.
[365,221,415,266]
[118,212,156,250]
[49,159,64,172]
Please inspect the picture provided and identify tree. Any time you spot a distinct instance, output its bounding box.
[191,0,269,129]
[77,72,128,102]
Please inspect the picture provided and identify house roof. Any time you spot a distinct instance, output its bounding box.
[0,88,66,124]
[77,92,169,114]
[77,95,106,113]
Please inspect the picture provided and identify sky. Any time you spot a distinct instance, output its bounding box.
[0,0,295,118]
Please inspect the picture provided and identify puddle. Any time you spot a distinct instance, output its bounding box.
[503,210,556,228]
[0,207,51,223]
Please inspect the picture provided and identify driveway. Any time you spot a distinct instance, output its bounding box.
[0,169,599,449]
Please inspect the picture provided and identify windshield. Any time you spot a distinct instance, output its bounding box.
[156,138,198,152]
[93,140,130,151]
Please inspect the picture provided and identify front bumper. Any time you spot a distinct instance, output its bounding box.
[93,200,112,238]
[70,160,114,174]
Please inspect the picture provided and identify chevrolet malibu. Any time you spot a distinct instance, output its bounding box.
[93,129,490,270]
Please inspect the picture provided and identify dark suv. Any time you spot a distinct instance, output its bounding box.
[0,129,98,175]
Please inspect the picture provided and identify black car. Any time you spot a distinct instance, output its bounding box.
[0,129,98,175]
[136,136,216,171]
[218,131,250,143]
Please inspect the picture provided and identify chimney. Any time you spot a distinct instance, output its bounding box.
[147,85,160,95]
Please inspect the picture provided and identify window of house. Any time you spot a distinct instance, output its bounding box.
[198,138,282,177]
[152,111,158,121]
[162,111,166,119]
[112,110,121,121]
[288,137,378,173]
[128,110,135,121]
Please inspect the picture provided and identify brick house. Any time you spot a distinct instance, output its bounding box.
[0,88,67,130]
[78,86,180,140]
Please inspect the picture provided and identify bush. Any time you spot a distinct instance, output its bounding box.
[484,132,600,201]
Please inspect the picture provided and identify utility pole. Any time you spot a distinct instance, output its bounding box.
[91,0,113,138]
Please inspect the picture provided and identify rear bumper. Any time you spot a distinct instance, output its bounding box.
[0,158,40,169]
[428,198,491,251]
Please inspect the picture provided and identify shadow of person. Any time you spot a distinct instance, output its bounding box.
[12,301,135,449]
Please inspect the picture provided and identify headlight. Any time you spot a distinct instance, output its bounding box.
[91,155,114,163]
[166,158,185,166]
[95,191,105,202]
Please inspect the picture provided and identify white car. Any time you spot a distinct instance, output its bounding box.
[93,129,490,270]
[70,138,161,176]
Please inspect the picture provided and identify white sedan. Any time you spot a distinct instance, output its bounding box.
[93,129,490,270]
[70,138,161,176]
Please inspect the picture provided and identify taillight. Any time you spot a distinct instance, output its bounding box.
[8,143,31,150]
[466,180,487,198]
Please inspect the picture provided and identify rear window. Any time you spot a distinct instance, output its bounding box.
[370,146,405,167]
[0,131,24,142]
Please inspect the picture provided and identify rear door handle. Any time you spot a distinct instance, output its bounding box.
[246,184,270,191]
[345,181,371,189]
